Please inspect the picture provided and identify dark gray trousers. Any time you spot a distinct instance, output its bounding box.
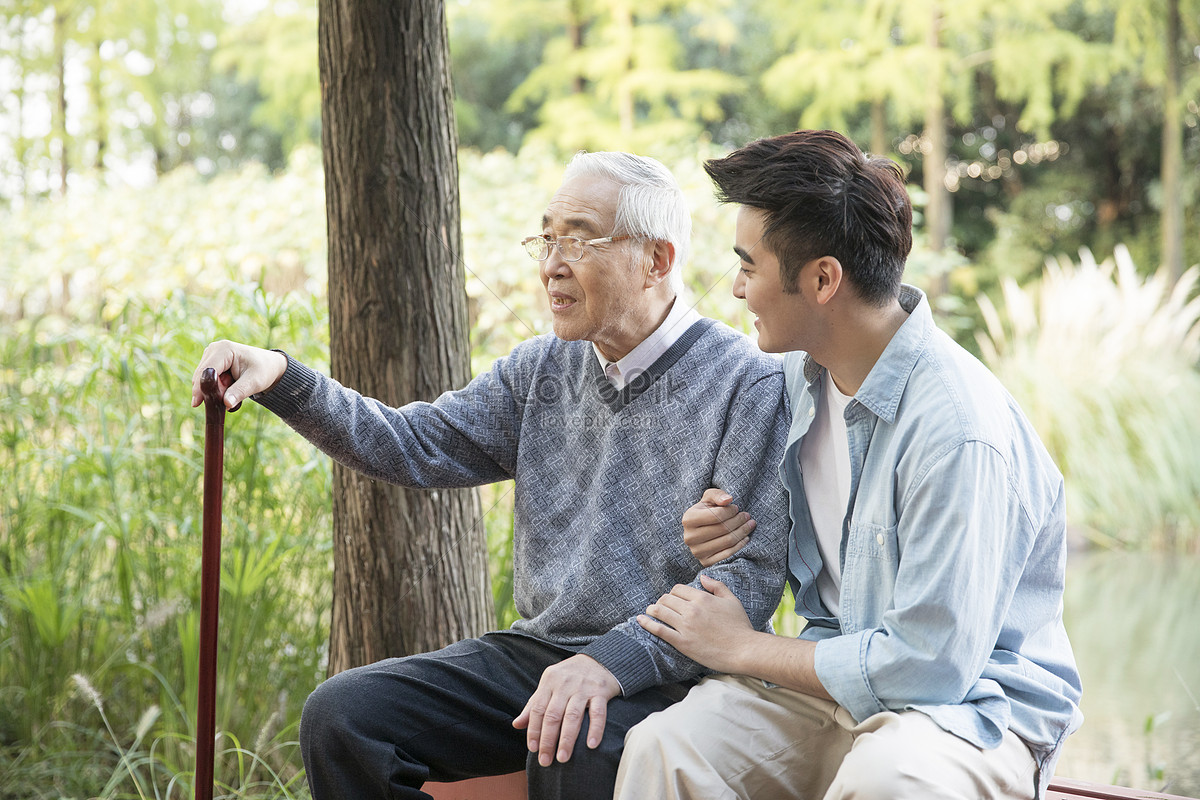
[299,631,691,800]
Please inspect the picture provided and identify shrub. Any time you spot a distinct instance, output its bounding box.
[977,246,1200,549]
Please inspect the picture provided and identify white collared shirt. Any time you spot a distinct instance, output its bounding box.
[592,297,702,389]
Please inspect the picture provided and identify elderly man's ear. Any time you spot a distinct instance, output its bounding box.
[645,240,676,289]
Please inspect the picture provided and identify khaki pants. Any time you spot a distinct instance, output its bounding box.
[614,674,1038,800]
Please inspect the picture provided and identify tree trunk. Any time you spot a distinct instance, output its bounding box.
[1161,0,1184,282]
[91,41,107,172]
[870,98,888,157]
[615,0,635,135]
[568,0,586,94]
[13,22,28,200]
[53,7,69,196]
[923,1,951,296]
[317,0,493,675]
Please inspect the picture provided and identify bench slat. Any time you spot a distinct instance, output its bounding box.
[1047,776,1197,799]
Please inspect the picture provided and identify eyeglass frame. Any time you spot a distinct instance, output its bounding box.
[520,233,640,262]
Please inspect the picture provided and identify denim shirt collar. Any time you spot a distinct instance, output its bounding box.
[801,284,930,424]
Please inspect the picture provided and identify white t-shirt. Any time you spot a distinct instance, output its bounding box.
[799,369,854,617]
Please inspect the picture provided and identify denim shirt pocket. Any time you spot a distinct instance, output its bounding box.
[841,520,900,625]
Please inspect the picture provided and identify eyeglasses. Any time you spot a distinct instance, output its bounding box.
[521,234,638,262]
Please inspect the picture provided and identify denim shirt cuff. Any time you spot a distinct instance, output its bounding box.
[814,629,885,723]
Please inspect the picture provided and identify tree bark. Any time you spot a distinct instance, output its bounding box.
[1160,0,1184,282]
[317,0,493,675]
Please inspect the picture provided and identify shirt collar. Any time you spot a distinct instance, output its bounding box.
[802,284,932,424]
[593,296,701,387]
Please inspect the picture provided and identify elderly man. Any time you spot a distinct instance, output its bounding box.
[619,131,1082,800]
[190,151,790,800]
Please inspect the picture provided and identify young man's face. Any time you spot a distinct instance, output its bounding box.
[732,206,813,354]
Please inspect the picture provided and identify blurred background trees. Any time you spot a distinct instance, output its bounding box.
[1,0,1196,285]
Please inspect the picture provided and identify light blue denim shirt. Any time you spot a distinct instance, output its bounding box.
[783,285,1083,797]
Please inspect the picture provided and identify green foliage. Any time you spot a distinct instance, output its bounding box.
[1112,0,1200,89]
[447,10,545,153]
[502,0,746,154]
[0,0,312,199]
[213,3,320,158]
[0,145,328,321]
[759,0,1115,138]
[978,246,1200,549]
[0,285,331,797]
[0,153,335,794]
[4,0,1199,296]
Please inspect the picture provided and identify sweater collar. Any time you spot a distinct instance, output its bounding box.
[592,296,701,389]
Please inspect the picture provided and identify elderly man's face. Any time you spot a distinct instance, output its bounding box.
[539,174,652,360]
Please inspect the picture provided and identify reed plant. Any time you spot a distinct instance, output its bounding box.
[977,246,1200,550]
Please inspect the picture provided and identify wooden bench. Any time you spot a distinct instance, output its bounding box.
[426,773,1197,799]
[1047,777,1197,800]
[425,773,524,800]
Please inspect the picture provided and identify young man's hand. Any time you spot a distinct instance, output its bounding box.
[191,340,288,411]
[641,577,832,701]
[638,575,758,674]
[513,654,622,767]
[682,488,757,566]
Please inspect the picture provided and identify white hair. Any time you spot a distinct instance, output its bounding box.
[562,151,690,295]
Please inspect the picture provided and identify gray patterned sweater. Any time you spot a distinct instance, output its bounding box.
[257,318,791,696]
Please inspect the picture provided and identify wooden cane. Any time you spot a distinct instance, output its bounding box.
[196,367,225,800]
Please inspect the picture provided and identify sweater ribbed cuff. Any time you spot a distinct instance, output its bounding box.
[254,353,319,418]
[582,630,660,697]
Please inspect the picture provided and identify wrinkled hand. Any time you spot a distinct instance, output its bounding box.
[190,340,288,411]
[682,488,756,566]
[512,654,621,767]
[639,575,757,674]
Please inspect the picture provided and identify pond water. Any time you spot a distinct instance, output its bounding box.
[1055,551,1200,796]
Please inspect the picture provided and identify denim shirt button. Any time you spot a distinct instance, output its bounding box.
[876,533,884,545]
[808,407,815,417]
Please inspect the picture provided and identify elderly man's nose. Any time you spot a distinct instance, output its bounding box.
[542,248,569,278]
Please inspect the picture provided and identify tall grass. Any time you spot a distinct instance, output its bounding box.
[977,246,1200,550]
[0,285,331,798]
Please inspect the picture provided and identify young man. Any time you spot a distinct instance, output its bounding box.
[190,151,790,800]
[618,130,1083,800]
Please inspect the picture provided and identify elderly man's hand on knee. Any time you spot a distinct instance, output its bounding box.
[513,654,622,767]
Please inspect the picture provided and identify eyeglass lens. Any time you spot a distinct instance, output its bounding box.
[526,236,584,261]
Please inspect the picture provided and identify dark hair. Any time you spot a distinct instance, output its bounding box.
[704,130,912,304]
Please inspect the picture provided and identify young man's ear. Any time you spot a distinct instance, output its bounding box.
[807,256,843,305]
[644,240,676,289]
